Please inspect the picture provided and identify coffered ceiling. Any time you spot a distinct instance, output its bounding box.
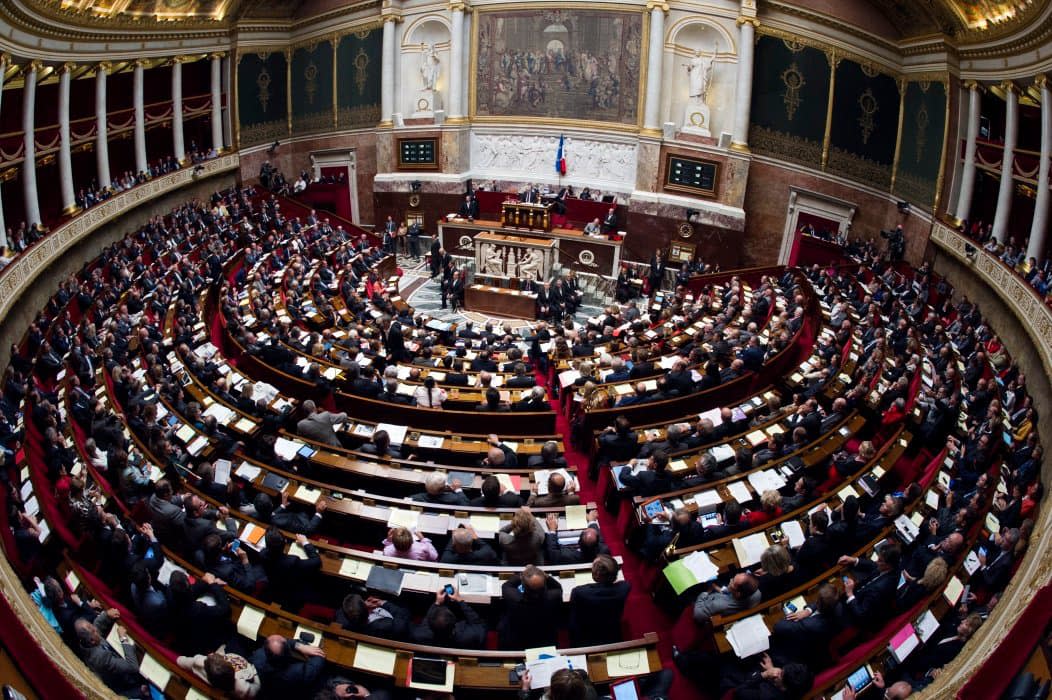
[44,0,305,23]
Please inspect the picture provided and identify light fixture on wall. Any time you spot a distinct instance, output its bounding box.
[267,140,280,155]
[897,201,911,215]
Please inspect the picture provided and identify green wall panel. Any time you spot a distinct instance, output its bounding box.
[827,60,900,190]
[337,29,382,128]
[896,81,947,210]
[291,41,335,134]
[749,35,831,168]
[238,51,289,147]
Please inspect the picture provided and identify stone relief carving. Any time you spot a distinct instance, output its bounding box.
[469,132,637,190]
[475,241,549,280]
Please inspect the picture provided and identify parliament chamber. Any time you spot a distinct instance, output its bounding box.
[0,1,1050,699]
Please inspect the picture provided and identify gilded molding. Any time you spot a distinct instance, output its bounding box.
[645,1,669,14]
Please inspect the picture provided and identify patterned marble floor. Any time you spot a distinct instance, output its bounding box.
[396,255,606,330]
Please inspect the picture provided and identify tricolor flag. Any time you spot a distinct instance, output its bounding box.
[556,135,567,175]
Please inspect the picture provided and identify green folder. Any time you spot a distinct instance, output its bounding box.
[663,560,698,595]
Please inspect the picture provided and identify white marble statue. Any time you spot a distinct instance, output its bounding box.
[686,45,716,100]
[420,43,440,91]
[518,247,543,281]
[482,243,505,276]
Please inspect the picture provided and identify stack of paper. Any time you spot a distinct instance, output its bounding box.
[725,614,771,659]
[732,532,770,567]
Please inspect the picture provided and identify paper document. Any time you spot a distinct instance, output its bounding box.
[915,610,939,642]
[781,520,805,548]
[387,508,420,529]
[565,505,588,530]
[353,644,397,675]
[376,423,409,446]
[139,654,172,690]
[294,484,322,504]
[236,606,266,639]
[732,532,770,567]
[339,558,373,581]
[726,614,771,659]
[469,514,501,534]
[943,575,964,605]
[107,625,130,658]
[606,648,648,678]
[682,550,720,583]
[726,482,752,504]
[418,435,445,449]
[213,459,232,486]
[235,462,263,482]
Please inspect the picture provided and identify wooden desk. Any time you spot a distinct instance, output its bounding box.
[439,219,624,277]
[501,201,552,231]
[466,284,538,319]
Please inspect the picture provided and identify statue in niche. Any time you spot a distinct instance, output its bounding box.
[420,43,440,91]
[681,42,717,137]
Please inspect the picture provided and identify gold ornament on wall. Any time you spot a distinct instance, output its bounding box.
[354,48,370,96]
[781,64,805,121]
[257,66,272,112]
[857,88,878,144]
[915,103,930,163]
[782,39,805,53]
[305,61,318,105]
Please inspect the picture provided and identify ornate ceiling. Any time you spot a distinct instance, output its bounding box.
[789,0,1043,40]
[44,0,305,23]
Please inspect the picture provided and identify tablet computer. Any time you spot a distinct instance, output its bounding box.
[610,678,641,700]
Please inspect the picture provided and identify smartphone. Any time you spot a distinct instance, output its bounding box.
[783,601,797,615]
[841,575,851,586]
[229,539,240,553]
[443,584,455,595]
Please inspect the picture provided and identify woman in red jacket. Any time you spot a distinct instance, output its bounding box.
[742,490,783,528]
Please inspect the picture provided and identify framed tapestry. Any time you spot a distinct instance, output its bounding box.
[472,7,643,127]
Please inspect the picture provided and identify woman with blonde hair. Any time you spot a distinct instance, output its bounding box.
[498,507,545,565]
[757,544,804,600]
[898,556,949,608]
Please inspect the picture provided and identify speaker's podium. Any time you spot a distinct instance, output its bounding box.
[501,201,552,232]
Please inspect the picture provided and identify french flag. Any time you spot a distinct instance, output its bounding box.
[556,135,567,175]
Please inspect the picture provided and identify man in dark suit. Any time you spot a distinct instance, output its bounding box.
[795,511,836,576]
[618,450,677,497]
[601,207,618,235]
[411,588,487,648]
[970,528,1020,596]
[505,362,536,388]
[770,583,843,670]
[336,593,410,640]
[513,386,548,412]
[543,515,608,564]
[597,416,639,463]
[440,526,499,564]
[568,554,630,646]
[470,349,499,372]
[839,541,902,630]
[261,528,322,611]
[385,317,408,362]
[498,565,563,649]
[458,194,479,219]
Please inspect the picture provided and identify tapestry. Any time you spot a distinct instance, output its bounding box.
[749,35,831,169]
[337,29,383,128]
[473,8,643,126]
[291,40,334,134]
[896,80,947,210]
[827,59,900,189]
[237,51,289,146]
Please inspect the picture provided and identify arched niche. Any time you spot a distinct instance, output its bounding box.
[662,17,737,138]
[399,16,453,116]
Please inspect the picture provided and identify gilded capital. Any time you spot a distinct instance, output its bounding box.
[1001,80,1020,95]
[1033,75,1048,90]
[61,62,76,74]
[736,16,760,28]
[961,79,982,91]
[208,52,226,61]
[24,60,43,75]
[97,61,112,74]
[449,0,468,12]
[645,1,670,14]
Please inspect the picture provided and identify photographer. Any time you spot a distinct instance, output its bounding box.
[881,225,906,262]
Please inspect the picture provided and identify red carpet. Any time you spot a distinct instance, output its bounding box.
[542,369,704,699]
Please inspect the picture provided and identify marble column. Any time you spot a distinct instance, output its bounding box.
[731,18,757,150]
[221,55,233,148]
[380,17,396,124]
[172,59,185,163]
[210,54,223,153]
[22,62,41,228]
[642,1,667,133]
[58,63,76,214]
[0,56,6,247]
[991,82,1018,244]
[96,63,112,189]
[448,2,465,119]
[955,81,982,223]
[1028,76,1051,262]
[133,61,147,174]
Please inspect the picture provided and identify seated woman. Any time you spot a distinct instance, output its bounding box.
[756,544,804,600]
[177,648,261,699]
[499,507,545,565]
[382,526,438,562]
[741,490,783,528]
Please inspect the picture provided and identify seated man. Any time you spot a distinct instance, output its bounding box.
[527,471,580,507]
[693,572,761,624]
[838,541,903,630]
[335,593,410,640]
[410,588,487,648]
[470,475,524,508]
[568,554,631,646]
[411,471,470,506]
[250,634,326,697]
[583,218,603,236]
[499,565,563,649]
[544,511,607,564]
[74,611,147,698]
[440,526,499,565]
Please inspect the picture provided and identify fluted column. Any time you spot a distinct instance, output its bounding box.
[380,16,396,125]
[991,82,1019,244]
[447,2,465,119]
[133,61,147,174]
[22,61,41,228]
[171,58,185,163]
[221,55,232,148]
[955,82,982,223]
[642,1,668,133]
[95,63,112,189]
[731,17,758,151]
[1028,76,1051,261]
[58,63,76,215]
[0,55,7,248]
[210,54,223,153]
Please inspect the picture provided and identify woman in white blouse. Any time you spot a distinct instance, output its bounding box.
[413,376,447,409]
